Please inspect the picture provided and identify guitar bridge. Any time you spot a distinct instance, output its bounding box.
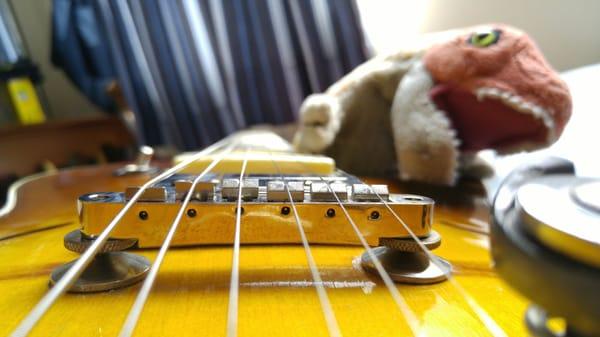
[77,172,434,248]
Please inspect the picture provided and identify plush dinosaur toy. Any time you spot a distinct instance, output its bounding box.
[293,24,572,185]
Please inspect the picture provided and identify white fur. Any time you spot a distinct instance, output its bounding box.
[294,51,462,185]
[391,61,460,185]
[293,94,343,153]
[294,53,417,154]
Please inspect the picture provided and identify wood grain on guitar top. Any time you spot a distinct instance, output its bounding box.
[0,165,528,336]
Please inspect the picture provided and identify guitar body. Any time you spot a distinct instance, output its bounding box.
[0,163,529,336]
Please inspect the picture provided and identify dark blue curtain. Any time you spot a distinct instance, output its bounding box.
[51,0,116,111]
[52,0,368,150]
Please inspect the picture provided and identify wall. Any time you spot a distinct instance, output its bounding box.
[10,0,103,120]
[356,0,600,71]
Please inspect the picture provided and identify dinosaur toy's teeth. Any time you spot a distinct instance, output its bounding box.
[476,89,486,102]
[507,96,522,107]
[475,87,502,101]
[474,87,556,142]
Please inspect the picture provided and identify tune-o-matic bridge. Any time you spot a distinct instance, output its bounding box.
[51,168,447,294]
[77,173,434,248]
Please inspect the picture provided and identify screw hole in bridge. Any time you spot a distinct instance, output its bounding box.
[326,208,336,218]
[281,206,290,215]
[138,210,148,220]
[187,209,197,218]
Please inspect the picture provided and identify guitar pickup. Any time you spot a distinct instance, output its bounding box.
[124,186,167,202]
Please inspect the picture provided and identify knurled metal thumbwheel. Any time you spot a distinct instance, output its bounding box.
[64,230,137,253]
[360,247,451,284]
[378,230,442,252]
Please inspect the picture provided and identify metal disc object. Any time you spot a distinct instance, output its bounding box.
[491,157,600,337]
[49,252,150,293]
[64,230,137,253]
[378,230,441,252]
[360,246,451,284]
[516,176,600,268]
[571,180,600,214]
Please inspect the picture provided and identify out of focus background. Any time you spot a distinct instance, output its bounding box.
[6,0,600,121]
[1,0,599,198]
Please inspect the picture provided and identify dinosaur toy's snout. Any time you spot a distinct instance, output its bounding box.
[423,25,572,153]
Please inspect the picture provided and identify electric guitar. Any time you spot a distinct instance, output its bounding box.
[2,130,594,337]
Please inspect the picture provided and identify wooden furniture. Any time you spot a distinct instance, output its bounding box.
[0,116,134,177]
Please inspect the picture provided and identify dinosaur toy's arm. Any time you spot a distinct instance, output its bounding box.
[293,52,419,153]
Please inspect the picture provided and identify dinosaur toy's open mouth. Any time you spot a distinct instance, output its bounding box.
[430,84,551,153]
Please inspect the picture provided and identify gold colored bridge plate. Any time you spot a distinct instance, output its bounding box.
[79,194,433,248]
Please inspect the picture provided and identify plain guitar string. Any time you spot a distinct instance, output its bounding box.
[294,165,422,336]
[9,136,232,337]
[366,186,508,337]
[267,151,342,337]
[119,142,239,337]
[225,148,250,337]
[294,159,507,337]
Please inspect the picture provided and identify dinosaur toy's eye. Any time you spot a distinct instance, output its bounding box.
[468,29,500,47]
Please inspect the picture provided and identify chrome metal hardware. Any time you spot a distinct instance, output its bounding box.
[221,178,260,200]
[352,184,389,201]
[310,182,347,201]
[124,186,167,202]
[174,179,216,201]
[114,146,160,176]
[266,180,305,201]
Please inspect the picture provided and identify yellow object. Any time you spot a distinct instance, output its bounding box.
[80,196,433,247]
[0,212,528,336]
[7,77,45,125]
[0,156,530,336]
[175,150,336,175]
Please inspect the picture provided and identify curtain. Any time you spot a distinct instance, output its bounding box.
[55,0,368,150]
[51,0,117,111]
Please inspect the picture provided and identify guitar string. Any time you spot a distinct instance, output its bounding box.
[266,151,342,337]
[226,148,250,337]
[292,162,421,335]
[304,158,506,336]
[118,142,238,337]
[293,156,506,335]
[366,186,508,337]
[9,137,231,337]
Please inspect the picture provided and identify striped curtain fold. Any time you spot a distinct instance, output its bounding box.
[94,0,368,150]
